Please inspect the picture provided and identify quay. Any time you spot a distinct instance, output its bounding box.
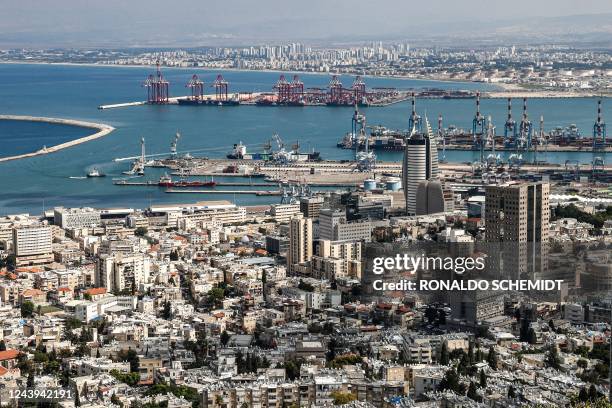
[0,115,115,163]
[165,189,283,196]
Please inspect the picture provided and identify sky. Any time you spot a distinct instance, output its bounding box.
[1,0,611,47]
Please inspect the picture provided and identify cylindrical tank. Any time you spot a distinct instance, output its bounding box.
[385,177,401,191]
[363,179,377,191]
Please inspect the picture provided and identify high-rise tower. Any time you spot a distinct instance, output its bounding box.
[402,118,439,215]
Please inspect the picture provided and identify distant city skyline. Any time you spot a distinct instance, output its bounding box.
[1,1,611,47]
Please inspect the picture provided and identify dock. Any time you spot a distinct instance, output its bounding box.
[165,189,283,196]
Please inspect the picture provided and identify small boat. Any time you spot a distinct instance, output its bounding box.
[87,168,106,178]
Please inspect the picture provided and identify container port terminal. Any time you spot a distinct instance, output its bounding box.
[98,63,497,110]
[338,94,610,153]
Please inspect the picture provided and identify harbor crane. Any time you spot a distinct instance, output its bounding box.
[503,98,517,148]
[593,98,607,150]
[408,92,422,133]
[565,159,580,181]
[438,114,447,163]
[516,98,533,151]
[213,74,229,102]
[142,60,169,104]
[472,91,487,150]
[186,75,204,101]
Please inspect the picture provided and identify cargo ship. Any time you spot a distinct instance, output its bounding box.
[157,174,216,187]
[177,97,240,106]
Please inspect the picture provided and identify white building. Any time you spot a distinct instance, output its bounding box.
[54,207,101,229]
[13,225,53,266]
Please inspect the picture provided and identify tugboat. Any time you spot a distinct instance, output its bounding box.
[87,168,106,178]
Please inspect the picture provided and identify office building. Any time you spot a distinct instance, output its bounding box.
[402,131,438,215]
[485,182,550,277]
[13,225,53,266]
[270,204,301,223]
[319,209,372,242]
[287,216,313,273]
[299,196,325,219]
[54,207,101,229]
[415,180,454,215]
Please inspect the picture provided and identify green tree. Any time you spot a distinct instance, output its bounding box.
[21,301,35,318]
[438,368,465,395]
[330,391,356,405]
[439,342,449,365]
[0,340,6,351]
[527,328,538,345]
[207,287,225,307]
[162,301,172,319]
[479,369,487,388]
[545,344,560,370]
[466,381,481,402]
[220,331,230,346]
[487,346,497,369]
[134,227,148,237]
[508,385,516,399]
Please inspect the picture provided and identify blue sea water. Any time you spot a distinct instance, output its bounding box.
[0,63,608,215]
[0,120,90,158]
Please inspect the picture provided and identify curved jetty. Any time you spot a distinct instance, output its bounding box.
[0,115,115,162]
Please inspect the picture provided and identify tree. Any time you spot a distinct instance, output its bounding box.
[527,328,538,345]
[467,381,481,402]
[220,331,230,346]
[577,359,588,369]
[438,369,465,395]
[330,391,356,405]
[439,342,449,365]
[27,372,34,387]
[545,344,560,370]
[207,287,225,307]
[0,340,6,351]
[588,384,598,401]
[487,346,497,369]
[74,388,81,407]
[508,385,516,399]
[21,301,34,318]
[162,301,172,319]
[479,369,487,388]
[578,387,589,402]
[134,227,148,237]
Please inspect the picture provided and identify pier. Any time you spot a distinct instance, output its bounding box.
[0,115,115,163]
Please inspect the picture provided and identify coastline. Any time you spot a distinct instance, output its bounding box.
[0,115,115,163]
[1,61,607,98]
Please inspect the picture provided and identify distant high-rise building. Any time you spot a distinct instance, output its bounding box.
[402,129,439,215]
[485,182,550,277]
[287,216,313,273]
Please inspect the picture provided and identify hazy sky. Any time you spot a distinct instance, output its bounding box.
[2,0,611,47]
